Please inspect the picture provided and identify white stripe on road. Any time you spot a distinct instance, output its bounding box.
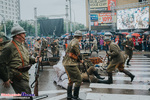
[131,58,150,59]
[38,88,92,100]
[103,76,150,82]
[118,71,150,75]
[86,93,150,100]
[125,68,150,71]
[129,62,150,64]
[89,83,150,90]
[125,65,150,67]
[130,60,150,62]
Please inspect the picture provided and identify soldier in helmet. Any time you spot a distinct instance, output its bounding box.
[91,37,98,55]
[98,37,135,84]
[0,25,41,99]
[121,35,134,66]
[50,38,59,57]
[0,32,10,55]
[62,30,83,100]
[34,38,41,57]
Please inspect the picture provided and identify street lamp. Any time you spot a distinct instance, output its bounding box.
[0,14,6,36]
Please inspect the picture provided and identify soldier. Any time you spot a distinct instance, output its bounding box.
[81,58,105,83]
[41,37,48,59]
[62,30,83,100]
[50,38,59,57]
[0,26,41,99]
[121,35,134,66]
[34,38,41,57]
[91,37,98,55]
[98,37,135,84]
[0,32,10,55]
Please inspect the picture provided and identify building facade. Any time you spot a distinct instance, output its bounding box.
[0,0,20,24]
[86,0,150,32]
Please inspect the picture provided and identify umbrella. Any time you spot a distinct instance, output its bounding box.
[131,33,140,37]
[97,32,104,35]
[86,33,93,36]
[104,32,112,36]
[122,32,129,35]
[133,29,144,33]
[65,33,69,35]
[143,31,150,35]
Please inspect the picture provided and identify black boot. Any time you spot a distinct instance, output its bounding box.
[97,73,113,84]
[93,71,105,80]
[149,88,150,91]
[127,59,131,66]
[122,69,135,82]
[73,86,82,100]
[67,85,73,100]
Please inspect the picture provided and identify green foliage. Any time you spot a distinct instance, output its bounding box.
[1,20,14,36]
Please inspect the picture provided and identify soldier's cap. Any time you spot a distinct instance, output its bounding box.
[0,32,5,38]
[74,30,82,37]
[11,25,26,37]
[104,36,111,42]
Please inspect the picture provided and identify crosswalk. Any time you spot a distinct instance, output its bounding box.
[85,55,150,100]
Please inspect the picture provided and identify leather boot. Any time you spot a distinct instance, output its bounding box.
[122,69,135,82]
[97,73,113,84]
[72,86,82,100]
[93,71,105,80]
[126,59,131,66]
[67,85,73,100]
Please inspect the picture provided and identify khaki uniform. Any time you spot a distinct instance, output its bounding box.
[107,42,126,73]
[81,66,98,83]
[121,40,134,61]
[91,39,98,51]
[50,41,59,57]
[62,38,82,87]
[0,35,10,55]
[41,38,48,57]
[0,40,35,94]
[34,41,41,57]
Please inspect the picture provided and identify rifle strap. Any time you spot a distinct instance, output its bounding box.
[12,41,24,67]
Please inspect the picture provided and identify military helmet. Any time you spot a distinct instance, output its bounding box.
[0,32,5,38]
[126,35,132,39]
[11,26,26,37]
[104,36,111,42]
[74,30,82,37]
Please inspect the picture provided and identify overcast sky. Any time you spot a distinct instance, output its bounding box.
[20,0,86,25]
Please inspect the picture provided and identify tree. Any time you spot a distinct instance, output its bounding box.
[1,20,14,36]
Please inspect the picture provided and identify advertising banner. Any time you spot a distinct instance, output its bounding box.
[90,0,108,11]
[117,6,149,30]
[91,14,98,22]
[98,13,113,23]
[90,0,116,11]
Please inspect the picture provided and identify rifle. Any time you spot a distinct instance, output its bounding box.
[77,55,91,83]
[31,40,48,99]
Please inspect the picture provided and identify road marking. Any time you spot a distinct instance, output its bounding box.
[125,68,150,71]
[38,90,66,95]
[118,71,150,75]
[130,60,150,62]
[89,83,150,90]
[129,62,150,64]
[102,76,150,82]
[125,65,150,67]
[86,93,150,100]
[131,58,150,59]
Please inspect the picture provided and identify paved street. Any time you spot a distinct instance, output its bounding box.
[0,50,150,100]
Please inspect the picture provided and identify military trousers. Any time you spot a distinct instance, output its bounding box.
[81,66,98,83]
[64,66,82,87]
[11,79,31,94]
[107,62,125,73]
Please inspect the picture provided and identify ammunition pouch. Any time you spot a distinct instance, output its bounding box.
[17,65,32,72]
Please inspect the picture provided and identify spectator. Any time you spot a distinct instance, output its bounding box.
[100,37,104,50]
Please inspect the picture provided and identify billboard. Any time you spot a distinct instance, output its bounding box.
[91,12,116,26]
[117,6,149,30]
[90,0,116,11]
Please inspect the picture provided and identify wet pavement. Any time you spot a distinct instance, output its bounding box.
[0,49,150,100]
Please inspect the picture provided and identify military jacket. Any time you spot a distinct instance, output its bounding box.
[41,38,48,50]
[121,40,134,55]
[34,41,41,51]
[0,40,35,82]
[107,42,125,65]
[62,38,80,66]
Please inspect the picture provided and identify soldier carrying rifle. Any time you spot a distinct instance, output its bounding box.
[0,26,41,99]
